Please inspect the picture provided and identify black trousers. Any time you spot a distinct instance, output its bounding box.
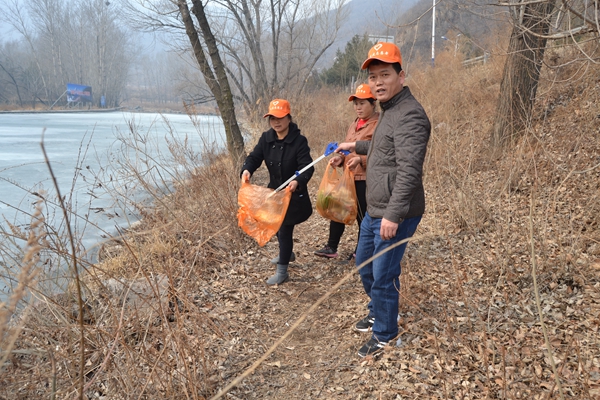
[276,224,295,265]
[327,180,367,252]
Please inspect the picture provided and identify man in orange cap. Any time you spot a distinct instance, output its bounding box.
[336,42,431,357]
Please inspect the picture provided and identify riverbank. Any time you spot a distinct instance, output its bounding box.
[2,50,600,398]
[0,107,125,114]
[0,100,218,116]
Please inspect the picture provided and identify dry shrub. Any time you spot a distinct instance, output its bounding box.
[0,202,43,369]
[405,48,505,233]
[0,109,252,399]
[401,43,600,397]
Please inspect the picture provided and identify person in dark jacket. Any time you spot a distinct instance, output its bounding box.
[336,42,431,357]
[315,84,378,260]
[242,99,314,285]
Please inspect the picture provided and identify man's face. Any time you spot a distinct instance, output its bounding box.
[367,63,405,102]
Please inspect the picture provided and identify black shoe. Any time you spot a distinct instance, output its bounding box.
[355,315,375,332]
[314,245,338,258]
[357,337,388,358]
[337,252,356,265]
[355,314,401,332]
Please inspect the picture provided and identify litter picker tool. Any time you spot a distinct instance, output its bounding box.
[274,142,349,192]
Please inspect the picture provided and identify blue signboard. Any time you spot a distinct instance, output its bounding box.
[66,83,93,103]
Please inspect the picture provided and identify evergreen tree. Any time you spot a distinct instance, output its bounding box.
[321,34,374,88]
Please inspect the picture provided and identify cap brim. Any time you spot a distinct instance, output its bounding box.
[362,57,402,70]
[361,57,376,70]
[263,112,288,118]
[349,95,374,102]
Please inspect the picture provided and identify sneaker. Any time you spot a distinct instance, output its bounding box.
[270,252,295,264]
[355,314,401,332]
[357,337,388,358]
[314,245,338,258]
[355,315,375,332]
[337,252,354,265]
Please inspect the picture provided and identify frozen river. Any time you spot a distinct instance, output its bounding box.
[0,111,226,297]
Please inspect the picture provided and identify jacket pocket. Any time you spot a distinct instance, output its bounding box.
[384,173,392,198]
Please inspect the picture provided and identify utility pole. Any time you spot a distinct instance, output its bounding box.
[431,0,436,67]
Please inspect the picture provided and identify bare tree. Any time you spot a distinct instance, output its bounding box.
[120,0,348,161]
[123,0,348,115]
[178,0,245,162]
[29,0,65,101]
[491,0,600,147]
[212,0,349,110]
[0,44,25,106]
[0,0,132,108]
[2,0,52,105]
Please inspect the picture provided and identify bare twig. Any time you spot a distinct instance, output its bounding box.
[40,129,86,400]
[210,233,431,400]
[528,186,564,399]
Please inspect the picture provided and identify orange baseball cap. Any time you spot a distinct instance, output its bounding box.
[263,99,291,118]
[361,42,402,70]
[348,84,375,101]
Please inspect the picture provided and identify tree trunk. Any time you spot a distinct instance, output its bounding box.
[179,0,245,165]
[0,62,24,107]
[490,1,554,148]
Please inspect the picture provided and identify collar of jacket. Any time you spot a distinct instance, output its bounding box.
[359,113,379,125]
[265,122,301,143]
[380,86,411,111]
[352,113,379,130]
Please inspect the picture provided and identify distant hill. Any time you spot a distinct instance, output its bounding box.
[319,0,420,67]
[394,0,508,64]
[324,0,507,68]
[338,0,421,41]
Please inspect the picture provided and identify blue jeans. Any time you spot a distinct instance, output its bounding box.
[356,212,422,342]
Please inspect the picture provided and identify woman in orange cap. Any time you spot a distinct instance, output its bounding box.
[314,84,379,260]
[241,99,314,285]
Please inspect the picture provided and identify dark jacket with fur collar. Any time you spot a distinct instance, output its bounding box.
[242,122,314,225]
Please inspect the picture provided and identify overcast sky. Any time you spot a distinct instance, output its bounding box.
[0,21,18,42]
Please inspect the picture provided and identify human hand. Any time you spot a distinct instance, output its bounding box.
[288,180,299,192]
[329,156,343,167]
[346,156,361,170]
[335,142,356,154]
[242,170,251,182]
[380,218,398,241]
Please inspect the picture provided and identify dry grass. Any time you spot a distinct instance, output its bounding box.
[1,41,600,399]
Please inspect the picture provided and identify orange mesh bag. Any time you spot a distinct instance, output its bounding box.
[316,164,358,225]
[237,180,292,246]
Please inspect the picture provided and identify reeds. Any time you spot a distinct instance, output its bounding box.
[0,200,43,371]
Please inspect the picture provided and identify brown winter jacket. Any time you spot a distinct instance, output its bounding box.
[339,113,379,181]
[355,86,431,223]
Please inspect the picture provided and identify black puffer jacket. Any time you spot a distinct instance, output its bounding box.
[242,122,314,226]
[355,86,431,223]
